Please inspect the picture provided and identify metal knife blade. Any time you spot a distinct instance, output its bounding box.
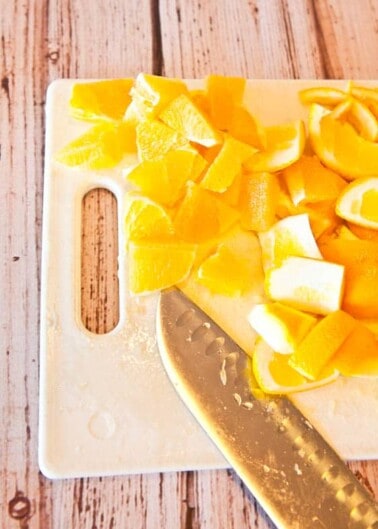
[156,288,378,529]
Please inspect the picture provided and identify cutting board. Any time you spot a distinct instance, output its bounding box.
[39,78,378,479]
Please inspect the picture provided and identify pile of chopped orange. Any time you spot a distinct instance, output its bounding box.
[56,75,378,393]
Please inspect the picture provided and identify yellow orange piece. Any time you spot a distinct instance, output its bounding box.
[289,310,357,380]
[330,323,378,377]
[173,182,239,243]
[283,155,347,206]
[336,176,378,230]
[299,86,347,107]
[128,240,196,294]
[265,256,345,315]
[189,89,211,116]
[196,243,256,296]
[304,200,341,240]
[252,339,337,394]
[240,172,280,232]
[244,120,305,173]
[130,73,188,117]
[248,302,317,354]
[227,106,266,149]
[69,79,134,121]
[308,103,378,180]
[350,85,378,119]
[347,222,378,242]
[205,74,246,130]
[159,94,222,147]
[126,148,206,207]
[200,136,257,192]
[258,213,322,272]
[136,119,187,161]
[348,98,378,142]
[124,193,174,241]
[55,121,136,169]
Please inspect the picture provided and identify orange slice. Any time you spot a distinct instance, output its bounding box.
[128,241,196,294]
[200,136,257,192]
[252,339,338,394]
[159,94,222,147]
[205,74,246,130]
[69,79,134,121]
[244,120,305,173]
[299,86,347,107]
[55,121,136,169]
[240,172,280,232]
[308,103,378,179]
[289,310,357,380]
[130,73,188,117]
[136,119,188,161]
[336,176,378,230]
[248,302,317,354]
[124,193,174,241]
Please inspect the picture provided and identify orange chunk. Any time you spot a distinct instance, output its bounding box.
[130,73,188,117]
[289,310,357,380]
[205,75,246,130]
[283,155,347,206]
[299,86,347,107]
[347,223,378,242]
[173,182,239,243]
[240,172,280,231]
[305,200,342,239]
[227,106,266,149]
[336,176,378,230]
[128,241,196,294]
[136,119,188,161]
[55,121,136,169]
[200,136,257,192]
[69,79,134,121]
[189,89,211,116]
[348,98,378,142]
[248,302,317,354]
[159,94,222,147]
[350,85,378,119]
[330,323,378,377]
[244,120,305,173]
[319,238,378,268]
[124,193,174,241]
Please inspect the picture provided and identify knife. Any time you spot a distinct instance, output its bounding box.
[156,287,378,529]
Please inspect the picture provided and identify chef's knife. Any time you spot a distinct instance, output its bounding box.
[156,287,378,529]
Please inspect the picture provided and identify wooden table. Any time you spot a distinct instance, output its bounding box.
[1,1,378,527]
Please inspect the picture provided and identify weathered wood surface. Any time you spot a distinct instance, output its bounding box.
[1,1,377,528]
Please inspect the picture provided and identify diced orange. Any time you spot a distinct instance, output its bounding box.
[304,200,341,239]
[319,238,378,268]
[347,223,378,242]
[128,241,196,294]
[69,79,134,121]
[220,172,243,207]
[289,310,357,380]
[136,119,188,161]
[329,323,378,377]
[240,172,280,231]
[299,86,347,107]
[189,89,211,116]
[173,182,239,243]
[205,74,246,130]
[348,98,378,142]
[200,136,257,192]
[159,94,222,147]
[227,106,266,149]
[244,120,305,173]
[336,176,378,230]
[131,73,188,117]
[282,155,347,206]
[124,193,174,241]
[55,121,136,169]
[350,85,378,119]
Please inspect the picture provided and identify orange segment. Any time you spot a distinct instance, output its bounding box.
[248,302,317,354]
[282,155,347,206]
[55,121,136,169]
[227,106,266,149]
[299,86,347,107]
[330,323,378,377]
[69,79,134,121]
[348,98,378,142]
[350,85,378,119]
[128,241,196,294]
[240,172,280,231]
[124,193,174,241]
[205,74,246,130]
[135,119,188,161]
[131,73,188,117]
[200,136,257,192]
[244,120,305,173]
[159,94,222,147]
[289,310,357,380]
[336,176,378,230]
[173,182,239,243]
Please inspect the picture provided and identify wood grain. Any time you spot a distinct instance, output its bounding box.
[1,0,377,528]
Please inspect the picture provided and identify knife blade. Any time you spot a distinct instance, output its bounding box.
[156,287,378,529]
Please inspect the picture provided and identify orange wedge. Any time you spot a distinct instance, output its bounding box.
[55,121,136,169]
[205,74,246,130]
[336,176,378,230]
[348,98,378,142]
[350,85,378,119]
[244,120,305,173]
[240,172,280,232]
[252,339,337,394]
[200,136,257,192]
[299,86,347,107]
[69,79,134,121]
[130,73,188,117]
[128,241,196,294]
[289,310,357,380]
[136,119,188,161]
[227,106,266,149]
[124,193,174,241]
[159,94,222,147]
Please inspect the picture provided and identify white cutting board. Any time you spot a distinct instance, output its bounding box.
[39,79,378,479]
